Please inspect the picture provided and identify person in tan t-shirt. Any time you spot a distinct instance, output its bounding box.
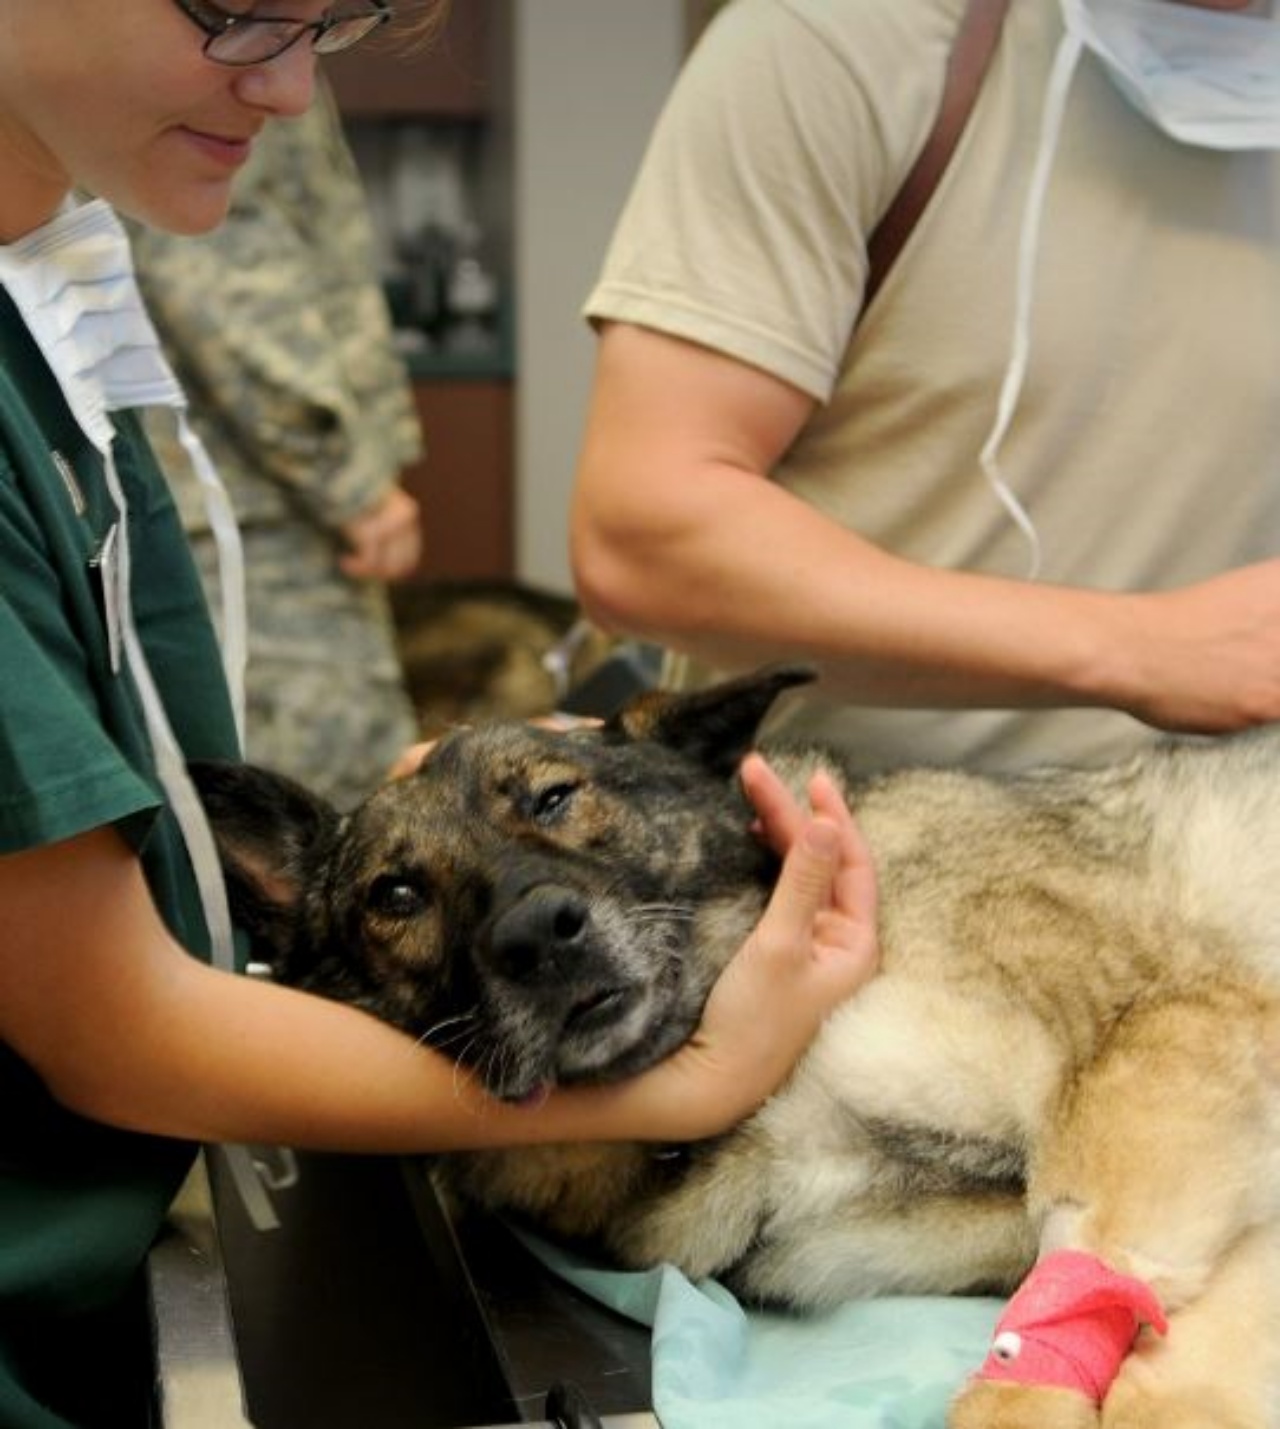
[574,0,1280,774]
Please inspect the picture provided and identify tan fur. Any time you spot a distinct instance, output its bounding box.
[950,1382,1102,1429]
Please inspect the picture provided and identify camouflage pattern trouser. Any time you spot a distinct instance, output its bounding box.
[192,523,418,811]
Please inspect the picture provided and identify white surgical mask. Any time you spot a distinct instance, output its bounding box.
[0,198,247,727]
[0,199,281,1230]
[977,0,1280,580]
[1062,0,1280,150]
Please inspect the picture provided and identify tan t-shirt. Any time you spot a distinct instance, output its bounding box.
[585,0,1280,772]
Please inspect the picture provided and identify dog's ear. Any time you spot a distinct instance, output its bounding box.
[189,760,339,965]
[604,664,816,776]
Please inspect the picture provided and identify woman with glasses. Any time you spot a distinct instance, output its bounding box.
[130,78,429,814]
[0,3,878,1423]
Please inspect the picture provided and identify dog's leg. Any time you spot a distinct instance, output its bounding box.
[1100,1221,1280,1429]
[950,986,1280,1429]
[950,1384,1101,1429]
[730,1189,1035,1309]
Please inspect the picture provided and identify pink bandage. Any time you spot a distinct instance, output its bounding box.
[975,1249,1168,1404]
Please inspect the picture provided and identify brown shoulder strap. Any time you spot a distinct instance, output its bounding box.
[863,0,1012,308]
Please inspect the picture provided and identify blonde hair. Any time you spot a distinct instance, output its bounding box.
[391,0,451,50]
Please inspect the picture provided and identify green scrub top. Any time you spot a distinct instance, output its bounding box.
[0,289,241,1427]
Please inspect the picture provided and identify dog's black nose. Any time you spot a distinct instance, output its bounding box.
[487,885,590,986]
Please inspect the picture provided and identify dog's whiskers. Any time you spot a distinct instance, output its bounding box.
[418,1005,481,1051]
[449,1032,486,1104]
[476,1040,515,1105]
[626,901,696,927]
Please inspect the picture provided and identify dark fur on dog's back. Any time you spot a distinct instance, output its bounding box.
[196,666,1280,1429]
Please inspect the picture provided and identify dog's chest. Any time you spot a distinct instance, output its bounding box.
[747,978,1045,1203]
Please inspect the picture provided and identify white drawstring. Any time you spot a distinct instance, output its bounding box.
[99,444,282,1232]
[0,199,248,744]
[977,28,1085,580]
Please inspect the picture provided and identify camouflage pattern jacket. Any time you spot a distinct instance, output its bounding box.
[130,80,422,542]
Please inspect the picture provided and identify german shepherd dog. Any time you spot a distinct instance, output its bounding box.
[194,667,1280,1429]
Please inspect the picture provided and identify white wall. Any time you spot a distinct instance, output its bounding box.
[512,1,684,593]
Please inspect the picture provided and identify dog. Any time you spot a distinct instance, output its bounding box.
[194,666,1280,1429]
[389,578,616,736]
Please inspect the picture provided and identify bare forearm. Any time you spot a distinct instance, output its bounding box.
[5,790,875,1155]
[35,936,767,1153]
[573,324,1122,713]
[2,833,571,1152]
[576,457,1280,735]
[575,461,1125,712]
[50,960,552,1152]
[575,322,1280,737]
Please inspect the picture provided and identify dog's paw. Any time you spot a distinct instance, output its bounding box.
[948,1380,1100,1429]
[1102,1380,1266,1429]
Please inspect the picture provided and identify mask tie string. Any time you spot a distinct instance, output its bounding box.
[978,27,1084,580]
[99,440,282,1232]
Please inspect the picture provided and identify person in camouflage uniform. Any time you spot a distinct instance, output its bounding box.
[131,78,423,810]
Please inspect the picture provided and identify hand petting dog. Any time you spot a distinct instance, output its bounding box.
[632,752,881,1141]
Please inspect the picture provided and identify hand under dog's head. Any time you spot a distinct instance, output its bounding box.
[194,666,814,1103]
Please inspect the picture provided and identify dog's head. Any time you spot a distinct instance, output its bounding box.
[194,665,814,1102]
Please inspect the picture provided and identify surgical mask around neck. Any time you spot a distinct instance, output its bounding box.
[977,0,1280,582]
[0,198,246,730]
[1062,0,1280,150]
[0,200,281,1230]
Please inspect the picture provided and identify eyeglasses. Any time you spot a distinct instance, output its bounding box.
[171,0,393,66]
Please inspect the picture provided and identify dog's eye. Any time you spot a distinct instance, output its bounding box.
[365,875,428,919]
[530,781,577,825]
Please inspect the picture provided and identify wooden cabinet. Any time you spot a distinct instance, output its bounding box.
[329,3,514,583]
[324,0,497,117]
[402,379,513,581]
